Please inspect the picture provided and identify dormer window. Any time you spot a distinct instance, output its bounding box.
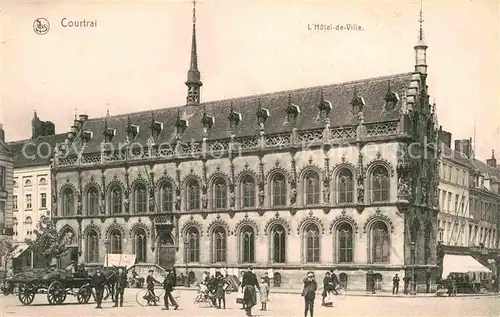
[150,113,163,138]
[81,131,93,143]
[384,85,399,111]
[317,91,332,119]
[126,116,139,141]
[256,107,270,126]
[175,110,188,135]
[286,95,300,124]
[201,110,215,131]
[103,127,115,143]
[228,103,242,130]
[350,86,365,115]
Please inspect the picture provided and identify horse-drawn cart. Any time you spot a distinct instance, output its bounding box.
[10,268,116,305]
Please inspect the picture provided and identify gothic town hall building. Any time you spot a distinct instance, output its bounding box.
[51,6,440,291]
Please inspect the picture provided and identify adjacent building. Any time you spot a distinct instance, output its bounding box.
[0,124,14,239]
[7,112,67,269]
[0,123,15,272]
[436,132,472,248]
[48,4,441,292]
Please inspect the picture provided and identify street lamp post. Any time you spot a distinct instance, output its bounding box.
[184,236,189,287]
[104,239,110,267]
[410,241,416,295]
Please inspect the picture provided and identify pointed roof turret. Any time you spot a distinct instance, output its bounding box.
[414,0,428,74]
[185,0,202,106]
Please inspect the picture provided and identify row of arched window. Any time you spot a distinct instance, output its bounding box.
[82,221,391,264]
[60,165,391,216]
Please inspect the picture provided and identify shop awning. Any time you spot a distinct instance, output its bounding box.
[442,254,491,278]
[10,244,30,259]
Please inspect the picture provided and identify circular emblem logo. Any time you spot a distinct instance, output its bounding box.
[33,18,50,35]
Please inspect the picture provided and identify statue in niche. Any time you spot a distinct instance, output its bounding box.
[258,188,265,206]
[397,177,411,198]
[229,192,235,207]
[357,182,364,203]
[100,200,105,214]
[202,193,208,209]
[175,195,181,211]
[290,188,297,205]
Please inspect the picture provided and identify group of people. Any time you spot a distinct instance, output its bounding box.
[237,266,270,316]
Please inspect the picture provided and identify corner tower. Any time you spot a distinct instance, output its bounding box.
[185,0,202,106]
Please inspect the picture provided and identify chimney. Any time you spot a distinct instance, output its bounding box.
[455,139,471,158]
[486,150,497,168]
[438,129,452,148]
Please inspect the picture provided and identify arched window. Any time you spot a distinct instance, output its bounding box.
[241,175,255,208]
[270,224,286,263]
[134,183,148,213]
[212,226,226,263]
[424,223,432,264]
[186,227,200,262]
[110,185,122,215]
[160,181,173,212]
[25,179,32,187]
[271,173,286,207]
[85,230,99,263]
[410,219,420,262]
[62,188,74,216]
[304,223,320,263]
[86,187,99,216]
[187,179,200,210]
[371,166,390,202]
[337,223,353,263]
[133,229,147,263]
[13,217,18,236]
[109,229,122,254]
[337,168,354,203]
[24,216,33,237]
[61,228,77,246]
[240,225,255,263]
[304,170,320,205]
[39,178,47,185]
[213,177,227,209]
[371,221,390,263]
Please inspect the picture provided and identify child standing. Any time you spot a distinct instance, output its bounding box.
[259,277,269,311]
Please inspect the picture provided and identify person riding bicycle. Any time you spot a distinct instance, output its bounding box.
[145,269,161,305]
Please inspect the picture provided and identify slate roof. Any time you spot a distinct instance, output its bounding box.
[8,133,67,168]
[470,158,500,183]
[72,72,413,155]
[441,144,473,168]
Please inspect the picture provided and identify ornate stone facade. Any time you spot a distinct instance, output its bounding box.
[48,5,440,291]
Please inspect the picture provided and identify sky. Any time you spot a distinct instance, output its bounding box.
[1,0,499,162]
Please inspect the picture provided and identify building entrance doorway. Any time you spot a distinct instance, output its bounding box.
[157,231,176,270]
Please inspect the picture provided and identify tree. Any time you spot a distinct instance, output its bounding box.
[25,215,69,267]
[0,238,14,281]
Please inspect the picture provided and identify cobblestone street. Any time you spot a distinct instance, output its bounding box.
[2,289,499,317]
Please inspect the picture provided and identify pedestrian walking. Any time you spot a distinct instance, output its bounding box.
[91,268,107,309]
[215,272,226,309]
[259,277,269,311]
[161,270,179,310]
[301,271,317,317]
[146,269,161,305]
[114,268,127,307]
[392,274,400,295]
[321,271,333,306]
[241,266,259,317]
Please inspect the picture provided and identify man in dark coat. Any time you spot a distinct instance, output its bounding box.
[91,268,107,309]
[114,268,127,307]
[146,269,160,305]
[161,270,179,310]
[321,272,332,306]
[392,274,400,295]
[302,271,318,317]
[241,266,260,317]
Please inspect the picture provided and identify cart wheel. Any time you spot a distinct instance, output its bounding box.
[47,281,67,305]
[77,285,92,304]
[18,284,36,305]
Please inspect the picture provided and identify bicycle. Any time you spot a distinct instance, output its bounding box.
[136,288,180,307]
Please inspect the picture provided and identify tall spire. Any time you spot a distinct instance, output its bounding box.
[414,0,428,74]
[185,0,202,106]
